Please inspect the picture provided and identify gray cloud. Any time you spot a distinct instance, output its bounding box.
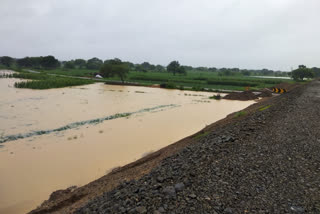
[0,0,319,70]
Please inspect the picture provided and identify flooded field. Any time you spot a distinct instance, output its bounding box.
[0,73,254,214]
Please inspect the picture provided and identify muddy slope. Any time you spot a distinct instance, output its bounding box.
[74,81,320,213]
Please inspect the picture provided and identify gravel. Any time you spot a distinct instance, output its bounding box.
[75,81,320,213]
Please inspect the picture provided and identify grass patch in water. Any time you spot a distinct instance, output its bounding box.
[0,104,179,144]
[1,72,94,89]
[14,78,94,89]
[209,94,222,100]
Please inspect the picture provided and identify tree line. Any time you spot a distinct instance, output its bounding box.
[1,55,319,80]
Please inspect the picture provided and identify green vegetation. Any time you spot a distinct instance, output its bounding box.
[1,72,94,89]
[193,131,210,140]
[14,78,94,89]
[259,105,272,111]
[160,82,177,89]
[235,111,247,118]
[1,55,306,92]
[289,65,315,81]
[100,58,129,83]
[209,94,222,100]
[167,61,186,75]
[32,69,293,91]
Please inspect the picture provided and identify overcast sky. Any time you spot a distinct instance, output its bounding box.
[0,0,319,70]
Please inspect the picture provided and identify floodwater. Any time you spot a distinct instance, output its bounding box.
[0,71,254,214]
[251,75,291,79]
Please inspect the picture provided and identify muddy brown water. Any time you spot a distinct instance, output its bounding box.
[0,71,254,214]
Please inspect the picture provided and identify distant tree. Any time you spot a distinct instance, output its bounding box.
[178,66,186,75]
[231,68,240,72]
[195,67,208,72]
[311,67,320,77]
[100,58,129,83]
[167,61,181,75]
[0,56,14,67]
[40,56,60,69]
[86,57,103,70]
[155,65,165,72]
[208,67,217,72]
[291,65,314,81]
[261,69,274,76]
[140,62,154,70]
[74,59,86,69]
[29,57,42,68]
[64,60,75,69]
[135,64,148,72]
[241,70,251,76]
[17,57,33,68]
[220,68,233,76]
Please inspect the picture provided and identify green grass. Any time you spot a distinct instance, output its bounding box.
[259,105,272,111]
[33,68,294,91]
[37,68,96,77]
[14,78,94,89]
[193,131,210,140]
[209,94,222,100]
[1,72,94,89]
[235,111,247,118]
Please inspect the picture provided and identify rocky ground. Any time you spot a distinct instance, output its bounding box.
[74,81,320,214]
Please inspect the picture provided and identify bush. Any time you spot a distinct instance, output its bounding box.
[191,86,205,91]
[209,94,221,100]
[160,82,176,89]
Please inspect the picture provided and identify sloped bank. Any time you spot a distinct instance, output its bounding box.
[31,81,320,213]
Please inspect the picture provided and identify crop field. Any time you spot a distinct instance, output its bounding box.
[35,68,294,91]
[0,72,94,89]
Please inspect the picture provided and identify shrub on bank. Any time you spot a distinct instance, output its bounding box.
[160,82,176,89]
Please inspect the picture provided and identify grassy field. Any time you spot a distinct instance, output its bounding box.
[1,72,94,89]
[32,68,294,91]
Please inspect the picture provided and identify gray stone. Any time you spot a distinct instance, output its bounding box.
[290,206,305,213]
[136,206,147,213]
[163,186,176,196]
[174,182,185,192]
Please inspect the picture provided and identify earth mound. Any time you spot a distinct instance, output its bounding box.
[223,91,257,101]
[258,89,273,97]
[273,82,299,91]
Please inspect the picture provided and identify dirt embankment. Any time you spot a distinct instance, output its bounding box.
[223,91,258,101]
[31,80,320,214]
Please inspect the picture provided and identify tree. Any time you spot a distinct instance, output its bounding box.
[311,67,320,77]
[178,66,186,75]
[291,65,314,81]
[17,57,33,68]
[0,56,14,67]
[64,60,75,69]
[167,61,181,75]
[40,56,60,69]
[74,59,86,69]
[241,70,251,76]
[86,57,103,70]
[100,58,129,83]
[155,65,165,72]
